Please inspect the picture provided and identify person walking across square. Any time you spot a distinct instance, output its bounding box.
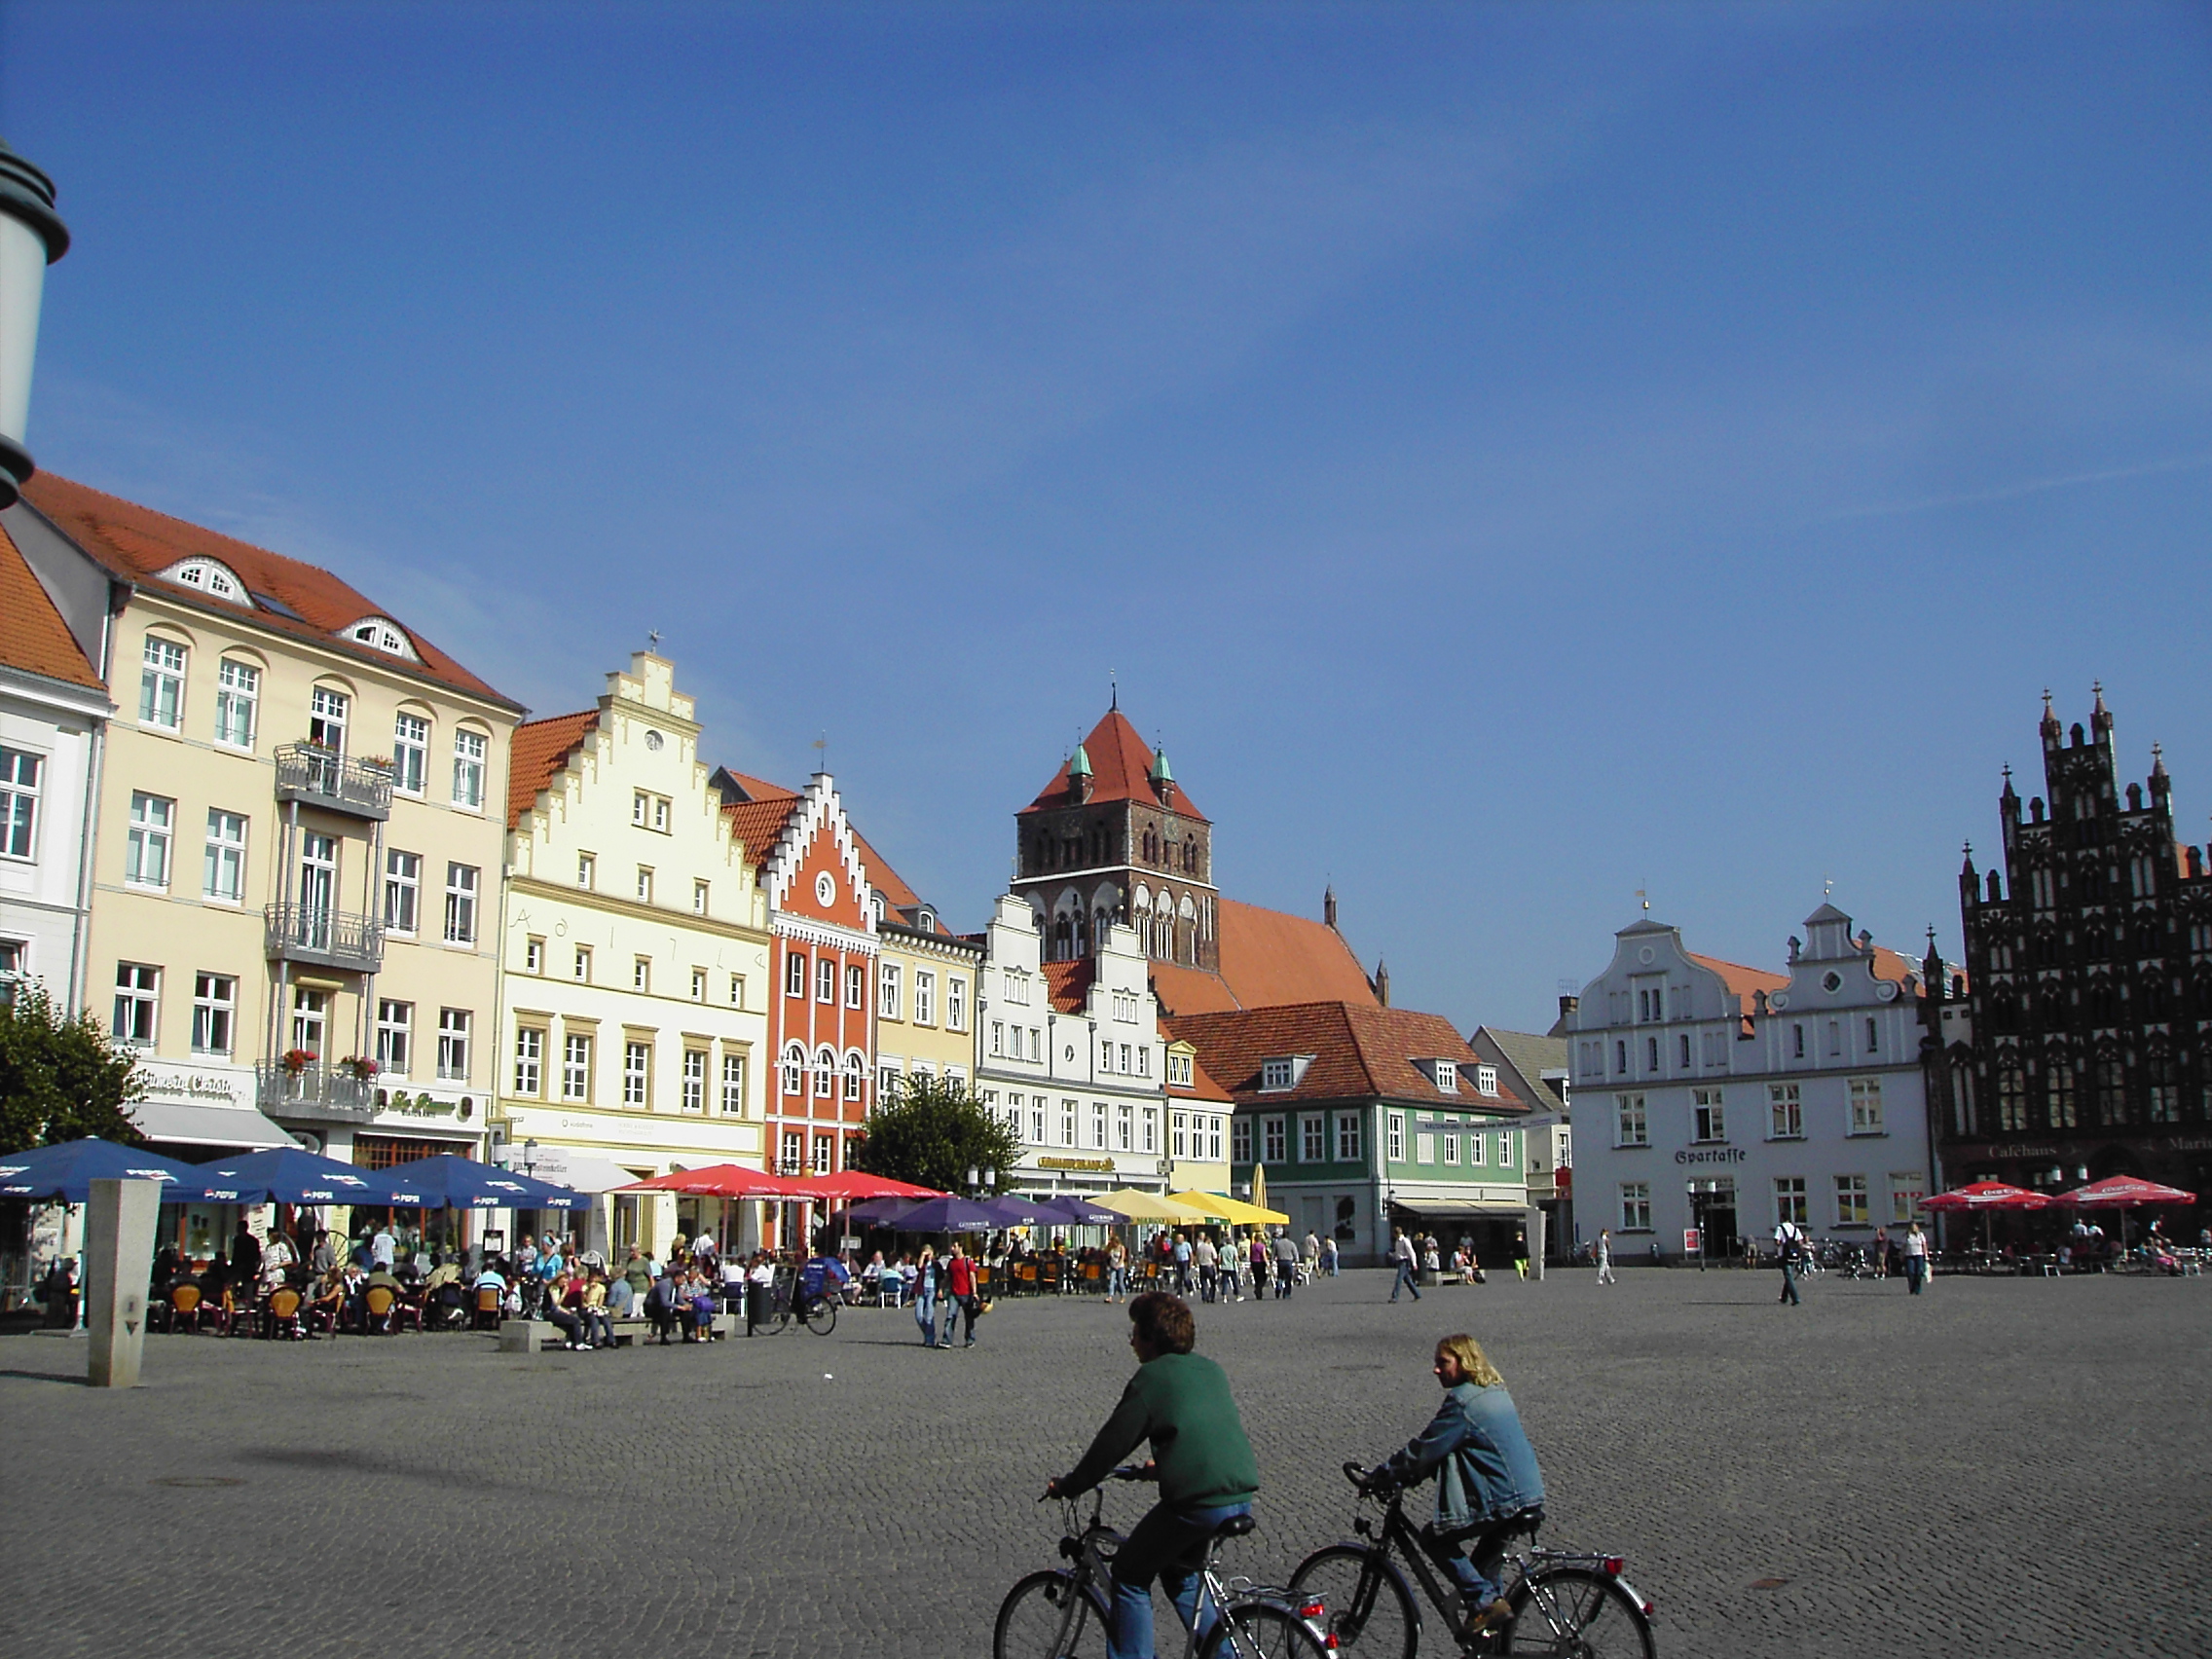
[1595,1228,1616,1286]
[1389,1228,1421,1302]
[1774,1218,1805,1307]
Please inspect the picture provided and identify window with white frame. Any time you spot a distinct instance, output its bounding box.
[1888,1171,1924,1223]
[990,1021,1004,1057]
[682,1049,706,1112]
[452,729,487,809]
[1498,1130,1515,1168]
[291,987,327,1056]
[577,852,596,889]
[1060,1100,1078,1147]
[126,793,173,888]
[728,973,745,1008]
[203,810,247,903]
[1302,1115,1325,1161]
[436,1009,471,1081]
[191,973,236,1056]
[816,958,835,1003]
[1848,1077,1884,1135]
[573,944,593,982]
[373,999,412,1076]
[1620,1182,1652,1231]
[1435,1061,1458,1092]
[1167,1051,1193,1087]
[879,963,902,1020]
[1099,1038,1114,1072]
[812,1135,833,1176]
[780,1129,803,1175]
[1614,1092,1647,1148]
[1092,1102,1108,1149]
[384,849,421,934]
[1692,1088,1725,1143]
[846,964,865,1008]
[443,863,479,943]
[1261,1058,1295,1091]
[1142,1107,1157,1153]
[1834,1173,1869,1227]
[845,1051,866,1102]
[1173,1111,1189,1160]
[513,1027,544,1096]
[693,880,710,916]
[1471,1126,1489,1165]
[914,970,936,1025]
[0,749,36,861]
[813,1045,835,1097]
[1263,1116,1286,1162]
[1206,1115,1223,1160]
[139,638,186,729]
[688,967,706,1002]
[209,659,258,750]
[786,952,806,997]
[562,1032,593,1100]
[632,956,650,993]
[1118,1102,1132,1150]
[113,964,160,1046]
[636,866,654,904]
[391,713,428,794]
[1233,1117,1252,1162]
[1031,1099,1048,1144]
[780,1042,804,1096]
[1337,1113,1360,1162]
[1442,1128,1459,1163]
[946,976,966,1030]
[1773,1176,1807,1228]
[309,685,348,754]
[720,1052,746,1115]
[1386,1112,1404,1161]
[1415,1126,1435,1163]
[1476,1064,1498,1096]
[1768,1083,1803,1139]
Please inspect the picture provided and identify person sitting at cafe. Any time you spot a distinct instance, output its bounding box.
[306,1268,348,1335]
[685,1269,720,1341]
[231,1223,264,1289]
[540,1268,592,1349]
[580,1270,616,1346]
[644,1267,682,1345]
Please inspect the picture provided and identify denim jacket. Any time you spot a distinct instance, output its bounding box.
[1377,1382,1545,1529]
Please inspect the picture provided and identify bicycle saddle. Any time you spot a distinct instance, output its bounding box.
[1213,1514,1257,1539]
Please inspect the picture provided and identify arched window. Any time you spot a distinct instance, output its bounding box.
[813,1046,836,1098]
[1053,915,1073,958]
[843,1051,866,1102]
[781,1042,805,1097]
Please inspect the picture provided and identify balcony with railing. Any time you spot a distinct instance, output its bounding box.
[273,743,392,821]
[265,903,385,974]
[256,1059,378,1123]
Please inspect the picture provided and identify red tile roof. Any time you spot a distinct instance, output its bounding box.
[506,710,599,829]
[1166,1003,1526,1113]
[1167,1050,1236,1104]
[0,521,102,690]
[1021,707,1205,821]
[1145,898,1382,1017]
[20,473,520,709]
[1043,958,1096,1014]
[717,766,950,935]
[1866,945,1930,995]
[723,795,803,870]
[1686,952,1789,1012]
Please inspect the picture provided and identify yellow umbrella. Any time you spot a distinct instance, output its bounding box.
[1251,1164,1268,1218]
[1170,1191,1289,1227]
[1095,1190,1212,1223]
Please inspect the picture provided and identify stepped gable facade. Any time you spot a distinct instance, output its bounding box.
[1948,688,2212,1226]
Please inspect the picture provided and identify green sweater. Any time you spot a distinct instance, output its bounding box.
[1060,1352,1260,1510]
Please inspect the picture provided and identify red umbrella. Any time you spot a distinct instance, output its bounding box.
[2056,1175,2196,1208]
[1920,1181,2051,1211]
[616,1164,813,1198]
[795,1171,944,1201]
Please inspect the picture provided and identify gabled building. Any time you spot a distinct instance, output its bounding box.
[10,475,523,1184]
[857,835,980,1104]
[1468,1024,1571,1256]
[496,652,772,1257]
[0,516,112,1015]
[1567,906,1935,1262]
[1168,1003,1531,1266]
[1946,688,2211,1223]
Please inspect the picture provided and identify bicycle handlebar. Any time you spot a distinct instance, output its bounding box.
[1110,1464,1157,1482]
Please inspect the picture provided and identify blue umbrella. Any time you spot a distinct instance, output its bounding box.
[0,1137,201,1202]
[1031,1195,1124,1226]
[847,1197,921,1226]
[373,1154,589,1211]
[874,1195,1002,1234]
[977,1195,1063,1229]
[183,1146,393,1206]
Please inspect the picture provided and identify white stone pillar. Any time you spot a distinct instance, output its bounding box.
[1525,1203,1546,1282]
[86,1176,161,1388]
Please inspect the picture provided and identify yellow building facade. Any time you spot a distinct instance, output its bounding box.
[19,476,521,1212]
[870,907,982,1103]
[497,652,770,1256]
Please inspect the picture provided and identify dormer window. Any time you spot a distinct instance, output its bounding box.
[1167,1052,1194,1088]
[1260,1054,1312,1092]
[160,557,251,606]
[344,617,420,660]
[1476,1065,1498,1097]
[1435,1061,1458,1093]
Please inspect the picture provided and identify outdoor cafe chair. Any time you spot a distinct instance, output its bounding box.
[164,1281,205,1333]
[875,1275,904,1309]
[389,1289,426,1334]
[472,1286,502,1331]
[1014,1261,1039,1295]
[262,1285,306,1340]
[1080,1262,1104,1294]
[362,1284,398,1334]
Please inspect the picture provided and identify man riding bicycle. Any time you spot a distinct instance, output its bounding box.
[1044,1292,1259,1659]
[1359,1332,1545,1638]
[799,1250,851,1313]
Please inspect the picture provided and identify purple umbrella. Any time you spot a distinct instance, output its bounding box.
[870,1196,1002,1234]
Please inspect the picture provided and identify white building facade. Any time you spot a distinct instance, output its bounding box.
[976,896,1176,1198]
[1568,905,1936,1261]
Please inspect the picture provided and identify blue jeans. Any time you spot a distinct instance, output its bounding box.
[1779,1259,1800,1305]
[913,1288,938,1344]
[1423,1517,1518,1609]
[1391,1259,1420,1301]
[1107,1266,1128,1298]
[1108,1500,1251,1659]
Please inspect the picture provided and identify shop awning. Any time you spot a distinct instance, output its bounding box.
[1388,1198,1530,1222]
[520,1154,635,1195]
[130,1099,294,1152]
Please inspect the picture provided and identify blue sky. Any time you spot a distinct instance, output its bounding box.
[6,2,2209,1032]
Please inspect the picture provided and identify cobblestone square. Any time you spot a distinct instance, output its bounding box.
[5,1266,2208,1659]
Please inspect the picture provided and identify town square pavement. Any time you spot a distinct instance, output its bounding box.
[4,1265,2207,1658]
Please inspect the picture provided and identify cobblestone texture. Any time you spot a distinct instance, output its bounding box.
[4,1266,2208,1658]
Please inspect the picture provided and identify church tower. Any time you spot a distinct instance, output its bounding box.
[1014,704,1217,968]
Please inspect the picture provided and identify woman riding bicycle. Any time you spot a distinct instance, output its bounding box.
[1359,1332,1545,1639]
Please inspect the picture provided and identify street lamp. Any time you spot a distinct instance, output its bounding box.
[522,1137,540,1179]
[0,138,70,509]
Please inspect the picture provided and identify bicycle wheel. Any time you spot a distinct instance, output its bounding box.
[1199,1600,1332,1659]
[804,1297,837,1335]
[993,1568,1108,1659]
[1286,1544,1418,1659]
[1501,1568,1654,1659]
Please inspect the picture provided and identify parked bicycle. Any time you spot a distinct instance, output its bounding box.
[1288,1461,1656,1658]
[995,1465,1330,1659]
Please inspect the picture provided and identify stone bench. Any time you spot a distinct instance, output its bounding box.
[496,1313,732,1352]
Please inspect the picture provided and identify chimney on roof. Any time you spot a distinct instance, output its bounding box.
[1371,958,1390,1008]
[1324,884,1338,931]
[1558,992,1578,1021]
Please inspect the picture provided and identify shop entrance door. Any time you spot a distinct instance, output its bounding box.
[1691,1177,1738,1259]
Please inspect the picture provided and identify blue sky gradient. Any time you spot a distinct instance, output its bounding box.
[5,2,2208,1031]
